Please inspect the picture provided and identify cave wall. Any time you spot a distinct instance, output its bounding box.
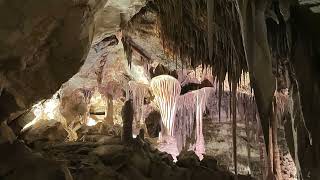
[290,4,320,178]
[0,0,110,122]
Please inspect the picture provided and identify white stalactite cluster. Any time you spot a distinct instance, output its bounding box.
[128,81,149,128]
[175,92,195,150]
[175,87,213,157]
[150,75,181,137]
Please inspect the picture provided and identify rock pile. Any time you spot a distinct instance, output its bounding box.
[0,135,256,180]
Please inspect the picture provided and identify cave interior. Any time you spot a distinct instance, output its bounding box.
[0,0,320,180]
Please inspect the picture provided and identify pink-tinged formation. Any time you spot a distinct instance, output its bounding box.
[150,75,181,138]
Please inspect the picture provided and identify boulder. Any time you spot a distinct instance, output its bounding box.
[200,155,218,170]
[159,152,174,166]
[129,150,151,175]
[22,120,67,144]
[92,145,125,157]
[176,151,200,168]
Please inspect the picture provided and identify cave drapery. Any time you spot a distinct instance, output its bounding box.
[150,75,181,138]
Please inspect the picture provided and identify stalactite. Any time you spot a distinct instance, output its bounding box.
[95,52,108,85]
[218,80,223,122]
[243,95,252,174]
[128,81,149,130]
[122,36,133,68]
[150,75,181,137]
[175,87,213,158]
[272,96,282,180]
[154,0,247,88]
[231,82,238,178]
[175,92,196,151]
[194,88,209,157]
[268,121,274,174]
[257,117,268,180]
[207,0,214,63]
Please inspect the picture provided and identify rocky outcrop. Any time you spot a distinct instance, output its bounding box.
[0,0,108,122]
[0,142,69,180]
[21,120,67,144]
[288,5,320,178]
[150,64,178,79]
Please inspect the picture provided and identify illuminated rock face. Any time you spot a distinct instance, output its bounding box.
[150,75,181,137]
[59,88,93,141]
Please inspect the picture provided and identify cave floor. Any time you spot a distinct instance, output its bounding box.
[21,136,255,180]
[10,115,296,180]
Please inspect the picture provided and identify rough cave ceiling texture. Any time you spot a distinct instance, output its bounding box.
[93,0,147,43]
[63,2,177,96]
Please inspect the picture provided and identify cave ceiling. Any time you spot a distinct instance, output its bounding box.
[0,0,147,121]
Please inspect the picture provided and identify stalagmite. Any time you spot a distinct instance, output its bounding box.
[105,94,114,125]
[244,106,252,174]
[150,75,181,138]
[121,99,134,143]
[99,81,123,125]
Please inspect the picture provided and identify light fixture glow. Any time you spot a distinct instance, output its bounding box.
[86,118,98,126]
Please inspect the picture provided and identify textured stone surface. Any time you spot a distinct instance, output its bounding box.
[21,137,255,180]
[0,142,67,180]
[0,0,107,121]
